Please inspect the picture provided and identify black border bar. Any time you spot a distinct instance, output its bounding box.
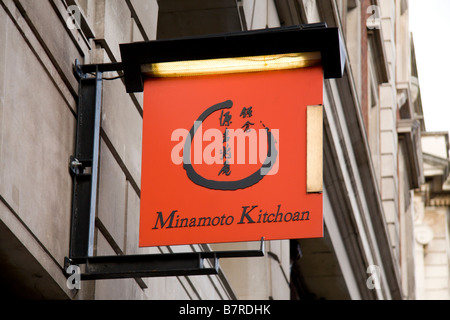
[119,24,346,93]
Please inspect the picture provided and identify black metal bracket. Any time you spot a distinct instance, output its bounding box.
[69,60,105,259]
[67,59,266,282]
[69,156,92,177]
[65,238,265,280]
[73,59,124,81]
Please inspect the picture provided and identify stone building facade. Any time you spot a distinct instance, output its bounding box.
[0,0,448,300]
[414,132,450,299]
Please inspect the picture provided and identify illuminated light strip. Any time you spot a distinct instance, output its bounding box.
[306,105,323,193]
[141,52,322,77]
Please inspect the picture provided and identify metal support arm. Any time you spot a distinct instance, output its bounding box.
[65,238,265,280]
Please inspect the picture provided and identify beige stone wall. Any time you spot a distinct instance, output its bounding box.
[421,207,450,299]
[414,201,450,300]
[0,0,79,299]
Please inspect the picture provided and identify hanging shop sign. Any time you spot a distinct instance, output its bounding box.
[119,25,346,247]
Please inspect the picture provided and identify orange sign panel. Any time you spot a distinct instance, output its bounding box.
[139,66,323,247]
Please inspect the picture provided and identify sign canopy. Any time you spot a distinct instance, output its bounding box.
[120,24,346,247]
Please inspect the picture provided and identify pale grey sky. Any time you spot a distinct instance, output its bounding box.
[409,0,450,134]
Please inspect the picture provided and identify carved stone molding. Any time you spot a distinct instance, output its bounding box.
[415,224,434,246]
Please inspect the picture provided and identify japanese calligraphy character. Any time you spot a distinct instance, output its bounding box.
[219,110,232,126]
[218,163,232,176]
[223,129,230,143]
[241,121,255,132]
[220,146,232,160]
[240,107,253,118]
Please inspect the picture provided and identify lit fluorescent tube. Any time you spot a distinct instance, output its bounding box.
[142,52,321,77]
